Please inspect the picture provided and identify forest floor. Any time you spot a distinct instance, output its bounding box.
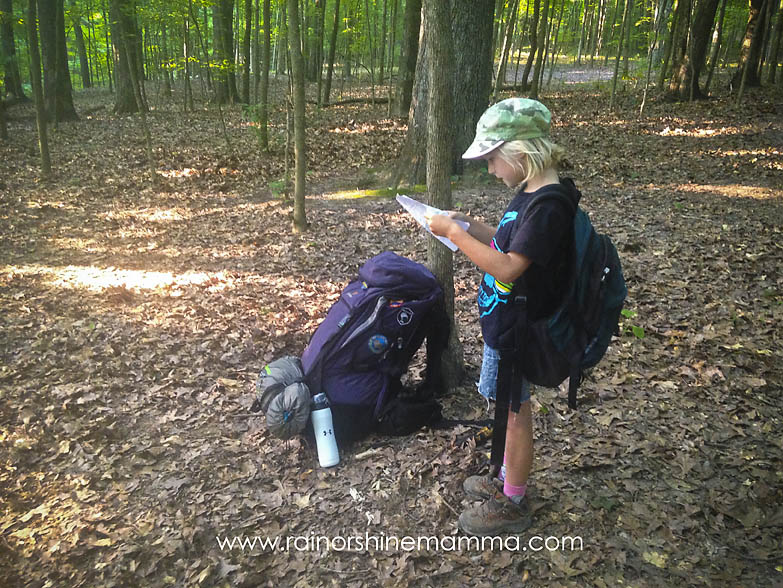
[1,73,782,587]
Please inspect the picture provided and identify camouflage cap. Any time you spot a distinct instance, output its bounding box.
[462,98,552,159]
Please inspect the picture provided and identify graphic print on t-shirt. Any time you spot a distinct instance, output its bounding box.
[478,211,517,318]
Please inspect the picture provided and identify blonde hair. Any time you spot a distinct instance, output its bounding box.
[495,137,565,188]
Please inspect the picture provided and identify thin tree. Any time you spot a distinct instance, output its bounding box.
[242,0,251,102]
[2,0,29,101]
[288,0,307,232]
[610,0,632,108]
[258,0,271,147]
[530,0,550,99]
[322,0,340,105]
[27,0,51,176]
[423,0,463,391]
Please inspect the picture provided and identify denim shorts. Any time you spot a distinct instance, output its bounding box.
[477,344,531,403]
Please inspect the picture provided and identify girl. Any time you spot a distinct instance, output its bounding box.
[428,97,578,536]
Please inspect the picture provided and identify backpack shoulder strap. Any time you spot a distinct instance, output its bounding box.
[521,183,578,223]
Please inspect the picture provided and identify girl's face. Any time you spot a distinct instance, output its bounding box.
[484,151,525,188]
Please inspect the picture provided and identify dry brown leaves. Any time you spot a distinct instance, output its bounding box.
[1,80,781,587]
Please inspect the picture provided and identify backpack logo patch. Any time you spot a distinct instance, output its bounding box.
[397,308,414,326]
[368,334,389,354]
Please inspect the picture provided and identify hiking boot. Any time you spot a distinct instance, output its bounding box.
[458,492,532,536]
[462,474,503,500]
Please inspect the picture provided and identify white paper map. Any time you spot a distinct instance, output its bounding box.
[396,194,469,252]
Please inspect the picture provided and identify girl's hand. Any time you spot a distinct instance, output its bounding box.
[427,213,458,238]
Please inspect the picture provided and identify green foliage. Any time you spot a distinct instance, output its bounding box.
[621,308,645,339]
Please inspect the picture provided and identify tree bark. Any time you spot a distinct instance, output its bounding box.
[395,0,494,185]
[423,0,463,392]
[451,0,494,174]
[242,0,252,102]
[70,4,92,88]
[395,0,421,116]
[494,0,519,100]
[322,0,340,104]
[213,0,240,103]
[1,0,28,101]
[520,0,540,91]
[667,0,720,99]
[258,0,270,146]
[733,0,768,88]
[767,0,782,83]
[27,0,51,175]
[110,0,142,113]
[288,0,307,232]
[530,0,550,98]
[38,0,78,121]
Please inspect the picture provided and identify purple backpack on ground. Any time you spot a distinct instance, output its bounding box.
[301,252,447,442]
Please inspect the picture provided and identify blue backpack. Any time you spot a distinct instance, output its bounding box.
[301,251,448,442]
[490,182,627,469]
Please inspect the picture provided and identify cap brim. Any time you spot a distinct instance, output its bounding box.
[462,139,504,160]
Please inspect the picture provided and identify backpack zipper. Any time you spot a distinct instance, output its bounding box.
[338,296,388,350]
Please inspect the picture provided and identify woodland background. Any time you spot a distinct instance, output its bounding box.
[1,0,782,586]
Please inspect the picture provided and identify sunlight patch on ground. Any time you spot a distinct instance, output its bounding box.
[656,125,747,138]
[2,264,230,293]
[673,183,782,200]
[156,168,201,179]
[102,207,193,223]
[49,236,107,255]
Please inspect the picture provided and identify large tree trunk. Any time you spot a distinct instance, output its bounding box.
[213,0,240,103]
[38,0,78,121]
[733,0,768,88]
[395,0,421,116]
[395,0,495,185]
[2,0,28,101]
[110,0,142,113]
[423,0,463,392]
[667,0,720,99]
[451,0,494,175]
[27,0,51,175]
[288,0,307,232]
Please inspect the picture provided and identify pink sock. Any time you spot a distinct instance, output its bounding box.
[503,481,527,500]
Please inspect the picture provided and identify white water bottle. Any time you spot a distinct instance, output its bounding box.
[311,393,339,467]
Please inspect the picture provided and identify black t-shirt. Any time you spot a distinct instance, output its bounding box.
[478,178,579,349]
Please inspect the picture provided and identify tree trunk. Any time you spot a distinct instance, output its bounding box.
[288,0,307,232]
[494,0,519,100]
[38,0,78,121]
[705,0,727,92]
[452,0,494,174]
[213,0,240,103]
[767,0,782,83]
[110,0,142,113]
[161,21,172,97]
[733,0,767,88]
[1,0,28,101]
[70,6,91,88]
[521,0,540,91]
[530,0,550,98]
[258,0,270,146]
[242,0,252,102]
[667,0,720,99]
[610,0,631,108]
[27,0,51,175]
[395,0,494,185]
[396,0,421,116]
[184,5,194,110]
[423,0,463,392]
[322,0,340,104]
